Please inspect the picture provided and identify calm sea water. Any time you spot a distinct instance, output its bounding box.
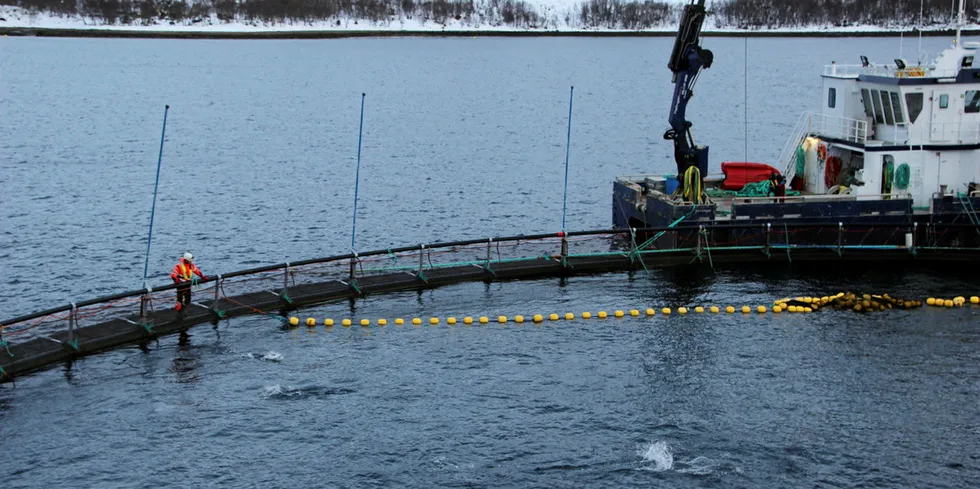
[1,36,979,488]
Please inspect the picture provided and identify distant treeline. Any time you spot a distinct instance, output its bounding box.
[2,0,978,29]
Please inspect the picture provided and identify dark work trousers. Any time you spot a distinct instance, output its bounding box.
[176,283,192,308]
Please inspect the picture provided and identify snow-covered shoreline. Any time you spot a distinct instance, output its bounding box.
[2,5,978,37]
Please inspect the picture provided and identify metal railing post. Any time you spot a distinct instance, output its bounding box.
[695,225,703,260]
[764,222,771,256]
[209,274,225,319]
[560,233,569,268]
[349,254,358,283]
[486,238,492,267]
[280,262,293,305]
[911,222,918,254]
[418,245,425,274]
[837,222,843,256]
[212,275,221,304]
[67,302,77,348]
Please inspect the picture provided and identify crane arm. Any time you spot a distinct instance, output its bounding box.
[663,0,713,200]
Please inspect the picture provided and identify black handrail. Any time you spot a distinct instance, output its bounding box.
[1,221,976,328]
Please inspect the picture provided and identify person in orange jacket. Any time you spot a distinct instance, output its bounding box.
[171,252,207,311]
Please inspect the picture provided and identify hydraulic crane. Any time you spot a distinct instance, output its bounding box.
[664,0,713,203]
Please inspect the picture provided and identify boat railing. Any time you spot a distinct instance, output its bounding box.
[927,121,980,143]
[823,63,960,79]
[731,192,911,205]
[809,112,868,143]
[777,112,813,179]
[779,112,867,181]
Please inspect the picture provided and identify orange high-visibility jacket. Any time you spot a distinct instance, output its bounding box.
[171,259,203,283]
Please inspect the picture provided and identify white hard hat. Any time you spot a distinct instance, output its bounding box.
[183,252,194,262]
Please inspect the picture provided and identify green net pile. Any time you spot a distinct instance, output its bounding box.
[706,180,800,199]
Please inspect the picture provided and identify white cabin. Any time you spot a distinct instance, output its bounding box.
[783,39,980,210]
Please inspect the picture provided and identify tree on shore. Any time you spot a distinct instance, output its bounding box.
[2,0,977,28]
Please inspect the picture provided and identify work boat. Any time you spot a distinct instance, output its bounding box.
[613,0,980,252]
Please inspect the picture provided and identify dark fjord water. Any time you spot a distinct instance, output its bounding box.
[1,36,979,488]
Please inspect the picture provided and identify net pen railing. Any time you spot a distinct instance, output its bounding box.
[2,222,978,346]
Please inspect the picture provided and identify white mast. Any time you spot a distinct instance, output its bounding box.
[957,0,965,46]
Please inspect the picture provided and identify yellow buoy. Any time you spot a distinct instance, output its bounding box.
[787,305,797,313]
[757,306,766,313]
[614,310,625,318]
[927,298,936,306]
[662,307,671,315]
[360,319,370,326]
[464,316,474,324]
[710,306,719,313]
[678,307,688,314]
[342,319,352,327]
[377,319,387,326]
[532,314,543,322]
[741,306,750,313]
[479,316,489,324]
[645,308,655,316]
[515,315,524,323]
[412,318,422,325]
[305,318,316,327]
[803,307,812,313]
[581,312,592,319]
[971,296,979,304]
[447,317,457,325]
[944,299,954,308]
[324,318,335,326]
[725,306,735,313]
[564,313,575,320]
[429,317,439,325]
[772,306,781,313]
[598,311,608,318]
[543,313,555,321]
[288,317,300,326]
[694,306,704,313]
[498,315,507,323]
[395,318,405,325]
[629,309,640,317]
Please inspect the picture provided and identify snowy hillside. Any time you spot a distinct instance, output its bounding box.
[1,0,978,33]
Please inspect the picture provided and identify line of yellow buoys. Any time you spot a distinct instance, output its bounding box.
[287,293,977,327]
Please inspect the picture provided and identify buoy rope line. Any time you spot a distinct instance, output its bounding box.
[286,294,979,328]
[217,283,290,324]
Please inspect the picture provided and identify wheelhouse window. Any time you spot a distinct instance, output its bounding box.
[861,88,874,117]
[871,89,885,123]
[965,90,980,113]
[905,93,924,123]
[940,94,949,109]
[963,56,974,68]
[890,92,905,124]
[828,87,837,108]
[880,91,895,125]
